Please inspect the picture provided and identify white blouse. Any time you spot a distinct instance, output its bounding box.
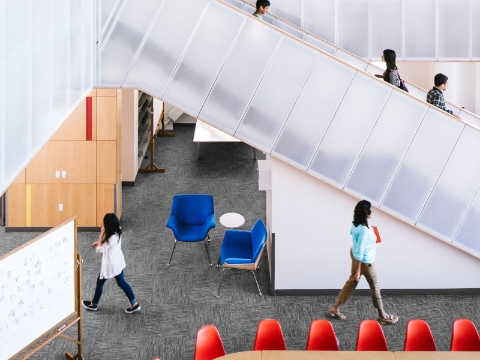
[95,233,126,279]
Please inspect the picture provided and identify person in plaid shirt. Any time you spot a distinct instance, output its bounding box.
[426,73,461,119]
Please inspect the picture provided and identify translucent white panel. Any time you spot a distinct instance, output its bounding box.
[163,3,244,117]
[100,0,119,32]
[365,64,384,76]
[269,0,302,27]
[458,110,480,130]
[308,73,392,187]
[453,189,480,254]
[83,1,94,92]
[473,1,480,59]
[417,127,480,241]
[346,91,427,204]
[243,3,275,24]
[223,0,243,9]
[4,1,32,183]
[273,19,306,40]
[304,34,337,56]
[123,0,209,96]
[381,109,464,223]
[235,39,318,152]
[31,1,53,155]
[272,55,356,170]
[0,1,4,191]
[335,50,369,71]
[99,0,161,85]
[303,0,336,44]
[199,19,281,135]
[404,0,437,60]
[438,0,470,60]
[371,0,403,61]
[408,84,429,102]
[337,0,369,58]
[70,1,85,106]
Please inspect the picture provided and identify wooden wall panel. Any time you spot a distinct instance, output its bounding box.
[51,99,87,141]
[97,141,117,184]
[96,88,117,97]
[97,97,117,140]
[7,184,26,227]
[26,141,96,184]
[88,89,97,97]
[13,169,25,184]
[92,96,97,141]
[96,184,114,226]
[30,184,96,227]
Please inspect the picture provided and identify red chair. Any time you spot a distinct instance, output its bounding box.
[253,319,287,351]
[306,320,339,351]
[194,325,226,360]
[450,319,480,351]
[404,320,437,351]
[356,320,389,351]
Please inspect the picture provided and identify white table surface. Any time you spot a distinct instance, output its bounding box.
[193,120,240,142]
[220,212,245,228]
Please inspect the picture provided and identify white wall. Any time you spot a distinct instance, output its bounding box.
[269,156,480,290]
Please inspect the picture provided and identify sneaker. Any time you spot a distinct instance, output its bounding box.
[125,303,141,314]
[82,300,97,311]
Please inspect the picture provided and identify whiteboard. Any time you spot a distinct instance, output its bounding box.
[0,218,76,359]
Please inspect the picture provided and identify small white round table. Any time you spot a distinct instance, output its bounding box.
[219,212,245,229]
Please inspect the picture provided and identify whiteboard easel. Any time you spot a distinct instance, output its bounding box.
[0,217,82,360]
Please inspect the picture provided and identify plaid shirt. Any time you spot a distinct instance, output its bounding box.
[426,87,453,115]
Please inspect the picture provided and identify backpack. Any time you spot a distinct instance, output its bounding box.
[392,69,409,93]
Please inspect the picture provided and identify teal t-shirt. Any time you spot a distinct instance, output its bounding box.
[252,13,262,19]
[350,223,376,264]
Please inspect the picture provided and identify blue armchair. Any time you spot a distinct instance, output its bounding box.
[166,194,216,267]
[216,219,267,298]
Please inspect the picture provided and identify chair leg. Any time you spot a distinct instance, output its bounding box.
[251,271,262,296]
[167,240,177,267]
[216,268,226,298]
[207,234,211,242]
[204,239,212,267]
[216,255,221,268]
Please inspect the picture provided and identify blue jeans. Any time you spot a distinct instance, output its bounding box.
[92,271,136,306]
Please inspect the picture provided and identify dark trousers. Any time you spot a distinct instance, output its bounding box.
[92,270,136,306]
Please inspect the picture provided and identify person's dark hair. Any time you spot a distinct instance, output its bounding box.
[102,213,122,244]
[352,200,371,228]
[256,0,270,10]
[382,49,397,83]
[434,73,448,87]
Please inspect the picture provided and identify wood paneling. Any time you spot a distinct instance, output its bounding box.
[97,141,117,184]
[30,184,96,227]
[97,97,117,140]
[92,96,97,141]
[51,99,87,141]
[96,184,114,226]
[88,89,97,97]
[96,88,117,97]
[26,141,96,184]
[7,184,26,227]
[13,169,25,184]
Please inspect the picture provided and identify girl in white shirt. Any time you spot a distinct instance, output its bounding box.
[82,213,140,314]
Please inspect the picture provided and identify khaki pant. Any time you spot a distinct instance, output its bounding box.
[337,250,384,311]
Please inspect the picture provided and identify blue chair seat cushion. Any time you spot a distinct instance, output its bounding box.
[166,214,215,242]
[219,230,254,265]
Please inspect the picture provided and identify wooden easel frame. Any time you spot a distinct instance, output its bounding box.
[139,107,165,173]
[157,108,174,138]
[4,217,83,360]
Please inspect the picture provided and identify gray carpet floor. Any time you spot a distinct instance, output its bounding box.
[1,124,480,359]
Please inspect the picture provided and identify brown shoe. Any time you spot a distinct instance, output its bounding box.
[378,314,398,325]
[329,307,346,320]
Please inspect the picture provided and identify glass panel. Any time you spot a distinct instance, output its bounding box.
[337,0,369,58]
[365,64,384,76]
[438,0,470,60]
[0,0,4,190]
[381,108,464,223]
[453,189,480,255]
[371,0,403,61]
[100,0,119,33]
[223,0,243,9]
[308,73,392,187]
[99,0,161,86]
[408,84,429,102]
[272,55,356,170]
[273,19,306,40]
[70,1,85,107]
[303,0,336,44]
[404,0,437,60]
[417,127,480,241]
[235,38,318,153]
[199,19,281,135]
[335,49,369,71]
[268,0,302,27]
[162,2,244,117]
[84,1,94,93]
[346,91,427,204]
[304,34,336,56]
[473,1,480,59]
[123,0,209,97]
[458,110,480,130]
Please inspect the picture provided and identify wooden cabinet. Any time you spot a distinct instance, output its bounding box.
[96,184,114,226]
[51,99,87,141]
[97,97,117,140]
[97,141,117,184]
[7,184,26,227]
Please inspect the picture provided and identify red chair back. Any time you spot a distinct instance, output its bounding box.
[306,320,339,351]
[253,319,287,351]
[451,319,480,351]
[404,319,437,351]
[194,325,226,360]
[356,320,389,351]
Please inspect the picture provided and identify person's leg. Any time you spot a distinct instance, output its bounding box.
[331,250,359,317]
[92,275,108,306]
[362,263,397,323]
[114,271,137,305]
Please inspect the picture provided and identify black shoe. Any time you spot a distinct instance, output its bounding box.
[125,303,141,314]
[82,300,98,311]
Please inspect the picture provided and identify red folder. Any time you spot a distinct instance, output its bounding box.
[372,225,382,243]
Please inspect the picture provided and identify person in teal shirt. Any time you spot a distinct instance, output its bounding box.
[329,200,398,325]
[253,0,270,20]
